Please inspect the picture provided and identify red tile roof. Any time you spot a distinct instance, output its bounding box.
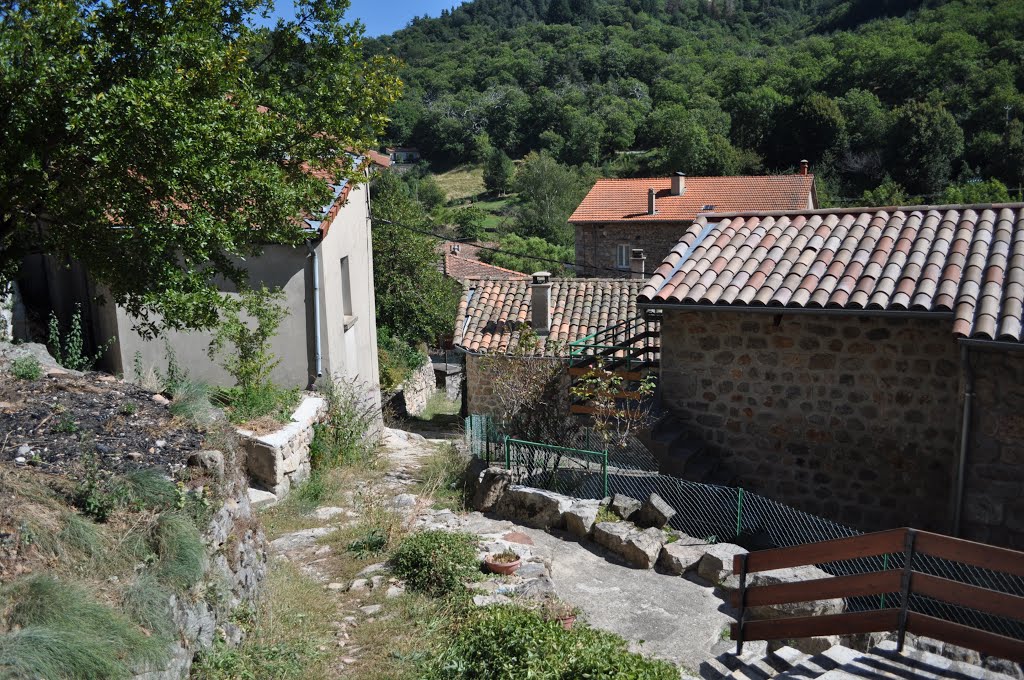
[455,279,645,355]
[569,175,816,224]
[639,204,1024,343]
[444,252,527,280]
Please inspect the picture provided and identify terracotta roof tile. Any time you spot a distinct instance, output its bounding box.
[569,175,815,224]
[639,203,1024,344]
[454,279,645,356]
[443,252,528,280]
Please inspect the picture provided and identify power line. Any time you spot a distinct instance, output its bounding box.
[372,217,634,277]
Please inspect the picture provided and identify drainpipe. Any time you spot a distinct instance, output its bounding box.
[306,240,323,380]
[953,343,974,537]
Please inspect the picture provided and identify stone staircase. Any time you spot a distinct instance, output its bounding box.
[699,641,1016,680]
[639,412,736,486]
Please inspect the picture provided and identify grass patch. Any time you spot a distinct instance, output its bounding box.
[168,379,218,427]
[417,391,460,421]
[153,513,205,591]
[390,530,480,597]
[595,506,620,524]
[121,574,175,639]
[433,164,484,200]
[191,561,337,680]
[415,443,472,512]
[0,575,170,679]
[215,384,300,426]
[320,499,407,582]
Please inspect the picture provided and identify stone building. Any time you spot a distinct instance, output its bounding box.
[454,275,647,416]
[570,169,817,277]
[639,204,1024,548]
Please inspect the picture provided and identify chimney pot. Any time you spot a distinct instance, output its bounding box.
[799,160,809,176]
[671,172,686,196]
[629,248,646,280]
[529,272,552,334]
[648,187,656,215]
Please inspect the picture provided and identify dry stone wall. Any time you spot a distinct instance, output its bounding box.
[659,310,961,533]
[393,354,436,417]
[239,395,326,498]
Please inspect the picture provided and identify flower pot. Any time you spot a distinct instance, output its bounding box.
[484,554,522,575]
[557,615,576,630]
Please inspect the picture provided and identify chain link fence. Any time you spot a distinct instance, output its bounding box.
[465,414,1024,642]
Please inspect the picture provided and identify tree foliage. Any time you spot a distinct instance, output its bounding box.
[483,147,516,196]
[0,0,400,334]
[512,152,594,246]
[374,0,1024,202]
[370,173,459,346]
[481,234,574,278]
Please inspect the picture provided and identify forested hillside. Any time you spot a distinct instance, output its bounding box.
[371,0,1024,204]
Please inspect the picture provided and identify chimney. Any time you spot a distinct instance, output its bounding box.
[630,248,646,280]
[799,159,809,176]
[648,188,656,215]
[671,172,685,196]
[530,271,552,334]
[450,243,460,254]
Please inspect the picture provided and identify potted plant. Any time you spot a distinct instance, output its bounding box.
[484,548,522,575]
[539,598,580,630]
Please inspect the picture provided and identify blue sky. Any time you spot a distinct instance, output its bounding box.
[263,0,461,36]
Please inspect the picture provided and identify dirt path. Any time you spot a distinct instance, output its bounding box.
[266,426,735,677]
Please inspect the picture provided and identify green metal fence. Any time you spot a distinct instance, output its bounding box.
[503,437,609,498]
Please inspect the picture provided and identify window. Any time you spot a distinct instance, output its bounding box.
[616,244,630,270]
[340,257,353,318]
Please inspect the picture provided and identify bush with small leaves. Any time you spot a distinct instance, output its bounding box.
[390,530,479,597]
[10,355,42,380]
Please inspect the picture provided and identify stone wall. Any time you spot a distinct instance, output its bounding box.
[960,348,1024,550]
[239,395,326,498]
[574,222,689,277]
[465,354,570,417]
[392,354,437,417]
[134,458,267,679]
[659,310,962,533]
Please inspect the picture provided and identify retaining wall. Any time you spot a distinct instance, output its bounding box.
[239,395,326,498]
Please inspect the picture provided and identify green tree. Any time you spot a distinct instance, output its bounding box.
[860,177,908,206]
[371,173,459,346]
[480,234,575,277]
[512,152,592,246]
[888,101,965,194]
[0,0,400,336]
[483,147,516,196]
[942,178,1012,204]
[415,175,448,211]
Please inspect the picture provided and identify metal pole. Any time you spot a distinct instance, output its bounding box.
[896,529,917,653]
[880,553,890,609]
[736,488,745,540]
[603,450,609,498]
[736,553,748,656]
[504,435,511,469]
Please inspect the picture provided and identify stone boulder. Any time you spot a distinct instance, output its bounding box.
[621,527,665,569]
[696,543,747,585]
[564,499,601,538]
[473,467,512,512]
[592,522,664,569]
[657,539,707,575]
[610,493,641,520]
[633,493,676,529]
[187,450,225,479]
[495,486,574,530]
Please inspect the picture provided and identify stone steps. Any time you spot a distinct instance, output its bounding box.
[701,642,1017,680]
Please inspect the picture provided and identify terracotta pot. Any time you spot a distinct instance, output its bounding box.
[484,554,522,575]
[557,615,576,630]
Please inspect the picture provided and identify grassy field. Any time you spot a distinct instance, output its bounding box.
[434,164,485,201]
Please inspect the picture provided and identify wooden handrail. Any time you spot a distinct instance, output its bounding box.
[732,527,1024,663]
[733,528,906,574]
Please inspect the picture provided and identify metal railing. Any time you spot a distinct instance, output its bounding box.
[732,528,1024,664]
[503,436,608,498]
[567,314,661,371]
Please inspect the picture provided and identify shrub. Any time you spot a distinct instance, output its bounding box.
[428,605,679,679]
[10,355,42,380]
[208,285,287,393]
[377,330,427,392]
[47,303,112,371]
[310,376,377,470]
[391,530,479,597]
